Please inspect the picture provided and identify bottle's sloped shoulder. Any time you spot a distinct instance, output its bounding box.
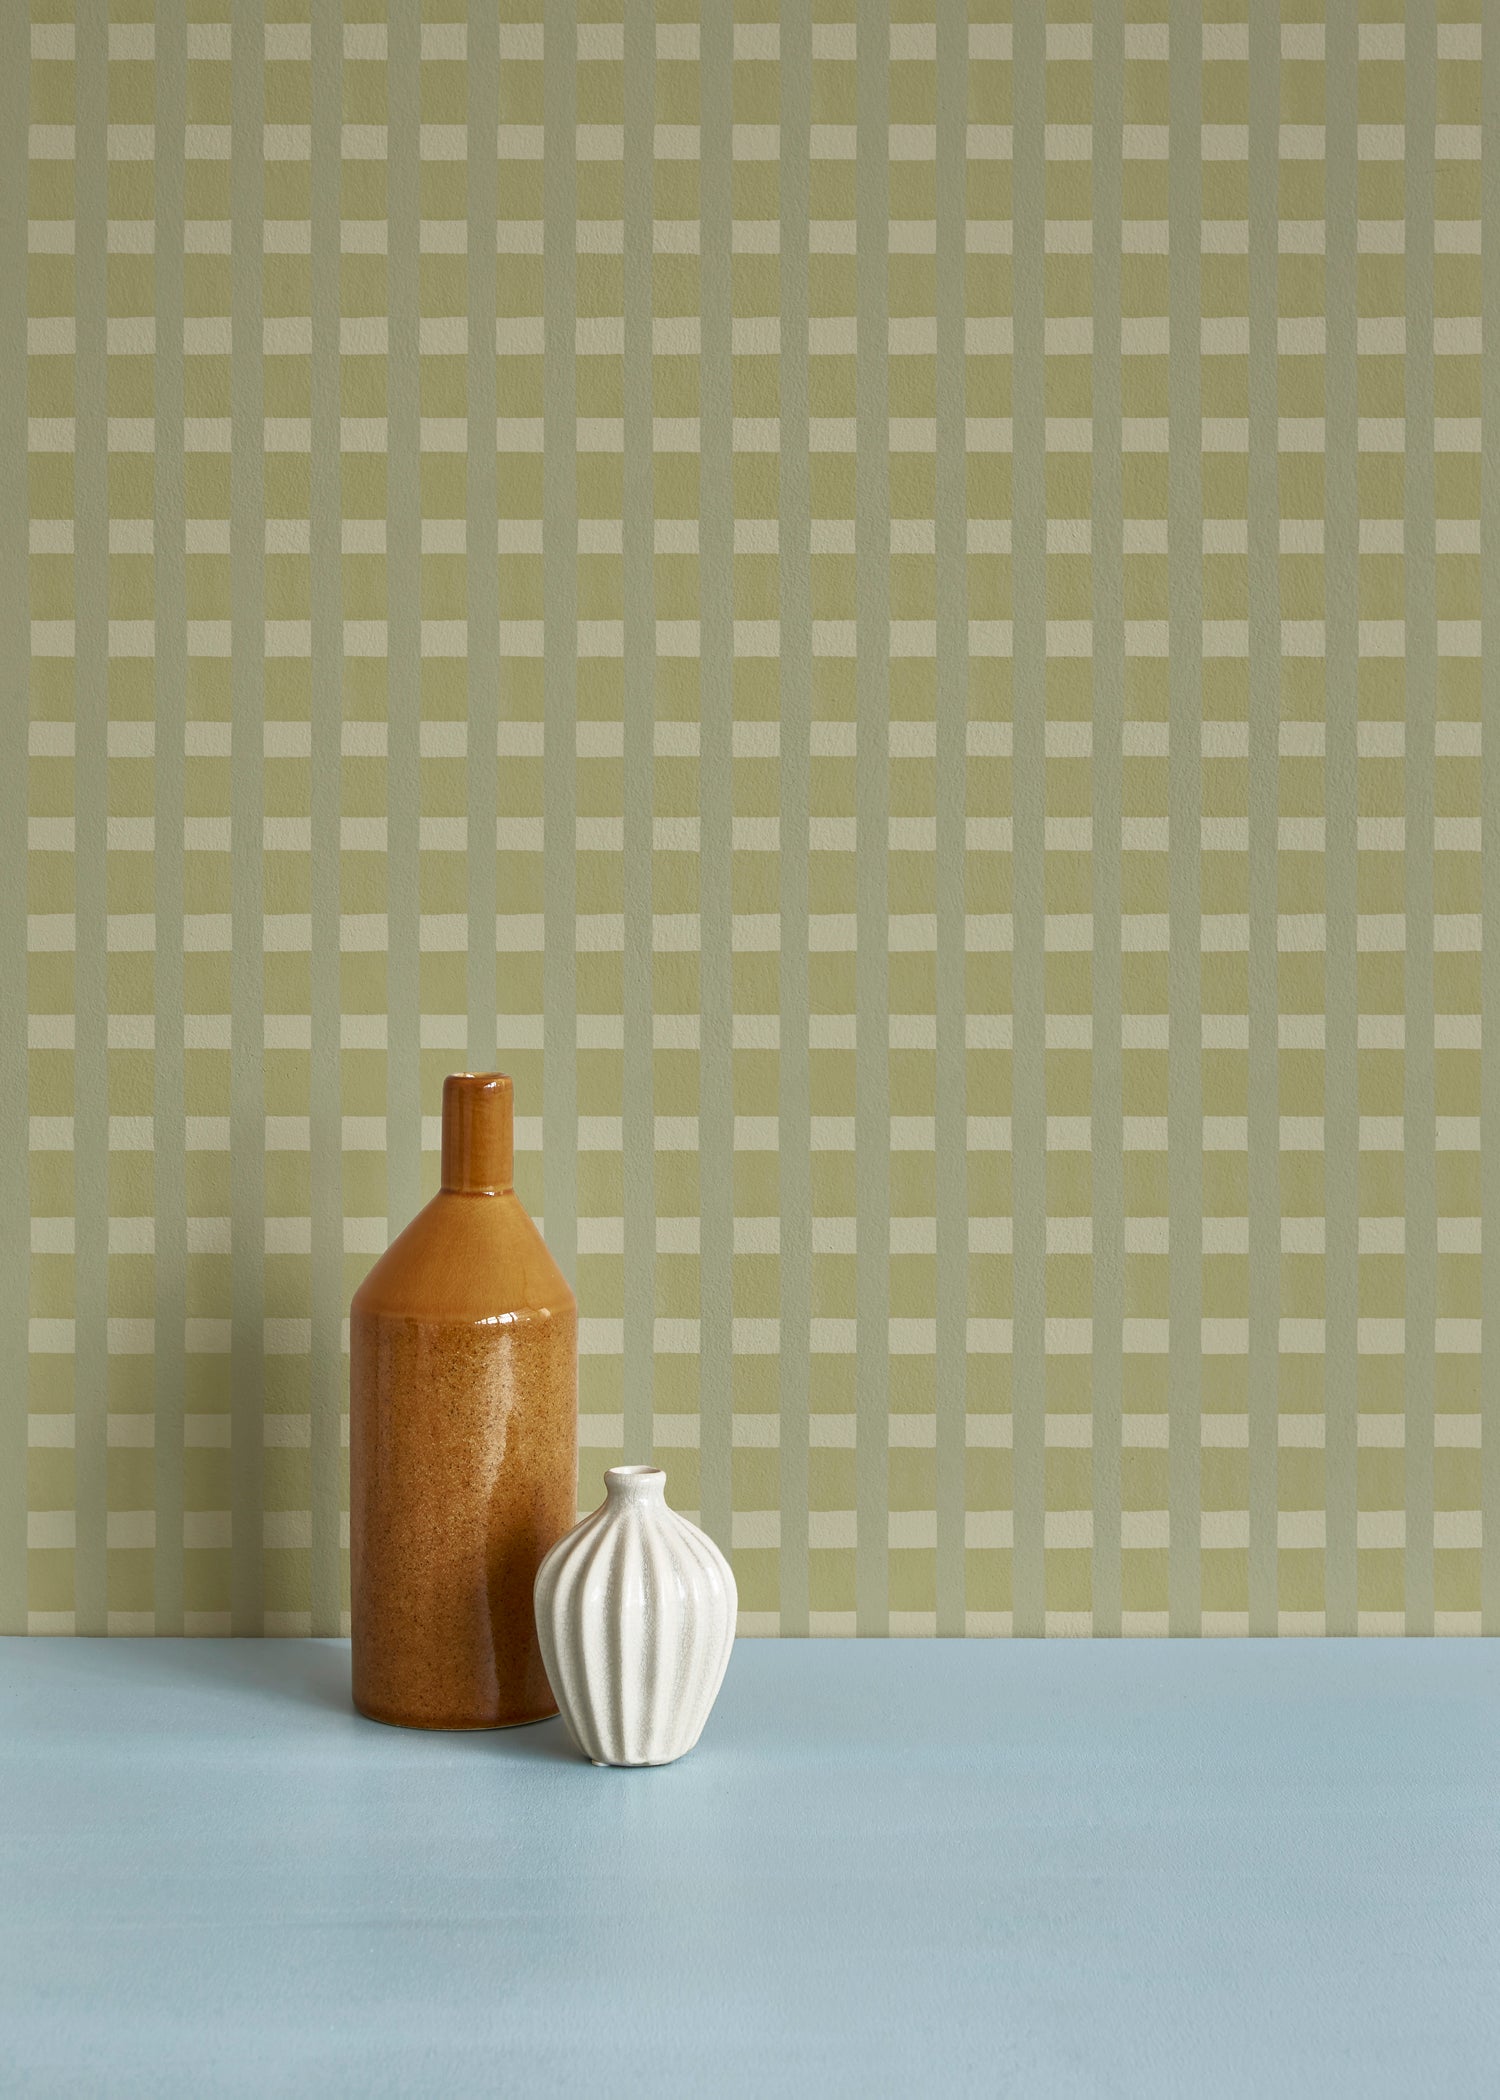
[350,1190,578,1326]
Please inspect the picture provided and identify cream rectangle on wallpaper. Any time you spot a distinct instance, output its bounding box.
[3,2,1495,1638]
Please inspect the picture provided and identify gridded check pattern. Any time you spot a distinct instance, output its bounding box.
[6,3,1495,1637]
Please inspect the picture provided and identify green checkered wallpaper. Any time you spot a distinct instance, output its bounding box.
[5,2,1496,1639]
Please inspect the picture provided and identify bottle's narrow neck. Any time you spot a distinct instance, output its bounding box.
[440,1074,514,1193]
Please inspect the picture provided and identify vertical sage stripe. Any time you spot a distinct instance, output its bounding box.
[1245,0,1280,1636]
[1167,3,1203,1635]
[854,0,891,1634]
[621,0,655,1471]
[1482,12,1500,1636]
[1088,0,1124,1639]
[308,0,344,1637]
[1322,6,1359,1636]
[932,7,968,1637]
[542,0,578,1328]
[776,5,812,1634]
[384,7,422,1232]
[1009,0,1046,1637]
[73,10,109,1636]
[229,0,266,1634]
[1402,6,1437,1635]
[697,0,734,1551]
[0,0,29,1631]
[465,1,500,1074]
[152,0,188,1635]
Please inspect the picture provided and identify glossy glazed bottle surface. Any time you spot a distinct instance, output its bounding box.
[350,1074,578,1729]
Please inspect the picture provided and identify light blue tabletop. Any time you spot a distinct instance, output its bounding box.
[1,1638,1496,2097]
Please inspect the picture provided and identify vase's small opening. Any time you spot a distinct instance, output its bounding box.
[605,1465,666,1497]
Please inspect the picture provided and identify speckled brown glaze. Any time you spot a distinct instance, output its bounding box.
[350,1074,578,1730]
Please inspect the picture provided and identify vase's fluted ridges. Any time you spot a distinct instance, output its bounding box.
[638,1509,670,1764]
[666,1510,733,1750]
[534,1479,737,1767]
[537,1505,609,1761]
[608,1512,642,1763]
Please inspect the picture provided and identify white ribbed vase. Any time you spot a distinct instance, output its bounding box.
[533,1466,736,1768]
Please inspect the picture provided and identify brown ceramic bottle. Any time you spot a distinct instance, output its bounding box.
[349,1073,578,1729]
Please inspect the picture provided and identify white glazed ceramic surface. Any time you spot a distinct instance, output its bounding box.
[533,1467,737,1768]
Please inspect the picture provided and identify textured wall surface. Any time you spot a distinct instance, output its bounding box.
[4,4,1495,1638]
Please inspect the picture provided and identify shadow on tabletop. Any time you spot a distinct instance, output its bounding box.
[125,1635,588,1763]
